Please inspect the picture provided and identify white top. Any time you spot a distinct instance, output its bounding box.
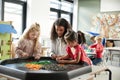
[50,37,67,56]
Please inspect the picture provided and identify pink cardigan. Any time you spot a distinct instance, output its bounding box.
[15,39,41,58]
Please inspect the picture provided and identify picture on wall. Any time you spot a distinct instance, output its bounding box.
[92,13,120,38]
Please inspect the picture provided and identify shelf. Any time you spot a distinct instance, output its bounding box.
[106,38,120,41]
[105,47,120,51]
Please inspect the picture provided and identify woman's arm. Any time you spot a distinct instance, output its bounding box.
[50,41,56,58]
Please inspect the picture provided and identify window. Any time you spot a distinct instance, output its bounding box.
[61,13,70,22]
[49,11,58,28]
[61,0,73,13]
[50,0,73,25]
[1,0,27,39]
[50,0,60,9]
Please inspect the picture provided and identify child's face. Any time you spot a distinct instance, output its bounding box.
[90,37,95,43]
[66,40,77,47]
[55,26,65,37]
[96,39,102,43]
[29,31,39,40]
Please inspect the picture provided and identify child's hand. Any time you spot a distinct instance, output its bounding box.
[34,55,41,60]
[57,60,65,64]
[56,56,65,63]
[22,53,29,57]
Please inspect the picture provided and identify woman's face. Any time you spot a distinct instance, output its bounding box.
[29,31,39,40]
[55,26,65,37]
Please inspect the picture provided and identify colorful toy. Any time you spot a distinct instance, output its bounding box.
[0,21,17,60]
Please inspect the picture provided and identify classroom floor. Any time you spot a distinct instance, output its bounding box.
[91,56,120,80]
[71,58,120,80]
[92,65,120,80]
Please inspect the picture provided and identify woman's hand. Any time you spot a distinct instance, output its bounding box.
[56,56,66,63]
[51,54,57,59]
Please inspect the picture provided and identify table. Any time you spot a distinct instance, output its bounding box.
[86,51,96,55]
[104,47,120,65]
[85,51,96,58]
[105,47,120,50]
[0,57,92,80]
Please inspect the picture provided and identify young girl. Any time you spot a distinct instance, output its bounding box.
[77,30,88,49]
[50,18,72,59]
[90,36,96,43]
[56,30,92,65]
[89,36,104,65]
[15,23,42,59]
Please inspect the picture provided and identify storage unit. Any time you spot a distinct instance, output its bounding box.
[105,38,120,66]
[0,21,17,60]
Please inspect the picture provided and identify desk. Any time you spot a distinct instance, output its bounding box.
[85,49,96,55]
[104,47,120,56]
[104,47,120,65]
[105,47,120,50]
[86,52,96,55]
[85,51,96,58]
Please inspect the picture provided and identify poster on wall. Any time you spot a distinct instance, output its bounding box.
[91,13,120,39]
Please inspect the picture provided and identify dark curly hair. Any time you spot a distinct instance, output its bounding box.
[50,18,72,43]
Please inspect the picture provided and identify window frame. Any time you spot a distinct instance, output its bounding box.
[1,0,27,33]
[50,0,73,25]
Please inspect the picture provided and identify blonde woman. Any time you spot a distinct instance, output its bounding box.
[15,23,42,59]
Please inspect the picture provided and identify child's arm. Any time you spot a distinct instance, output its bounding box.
[57,52,81,64]
[15,39,28,57]
[89,43,97,48]
[56,54,69,60]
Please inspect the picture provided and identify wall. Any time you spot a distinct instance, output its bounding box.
[27,0,50,38]
[101,0,120,12]
[77,0,100,45]
[78,0,100,32]
[72,0,78,31]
